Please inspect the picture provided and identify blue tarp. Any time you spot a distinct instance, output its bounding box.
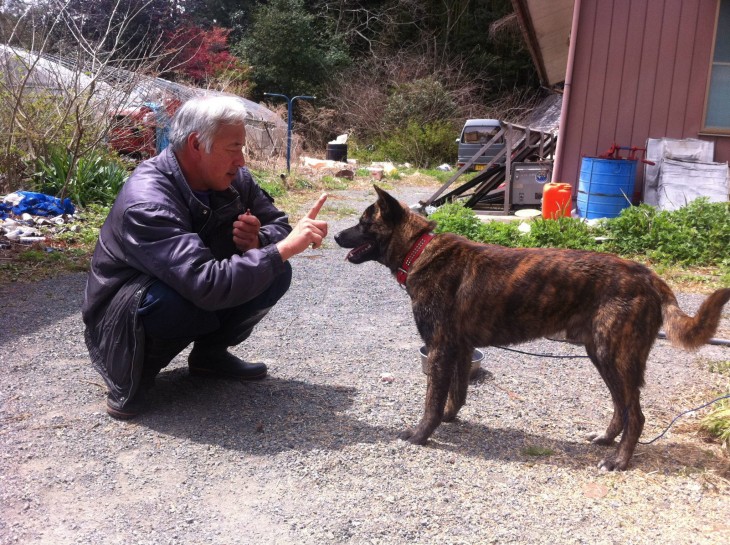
[0,191,75,219]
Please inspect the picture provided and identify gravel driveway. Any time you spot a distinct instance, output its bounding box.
[1,183,729,545]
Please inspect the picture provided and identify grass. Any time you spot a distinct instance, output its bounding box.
[522,445,555,457]
[699,359,730,451]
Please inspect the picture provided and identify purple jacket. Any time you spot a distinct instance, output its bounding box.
[82,147,292,409]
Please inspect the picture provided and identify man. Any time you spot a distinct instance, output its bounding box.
[82,95,328,420]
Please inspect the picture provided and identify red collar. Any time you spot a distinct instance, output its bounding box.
[397,233,435,285]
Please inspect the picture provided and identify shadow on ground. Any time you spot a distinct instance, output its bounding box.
[139,368,393,454]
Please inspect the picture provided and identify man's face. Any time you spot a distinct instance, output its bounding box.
[197,123,246,191]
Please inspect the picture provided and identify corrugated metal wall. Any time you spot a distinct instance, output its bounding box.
[559,0,728,196]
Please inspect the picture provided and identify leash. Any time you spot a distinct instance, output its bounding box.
[638,393,730,444]
[488,344,730,444]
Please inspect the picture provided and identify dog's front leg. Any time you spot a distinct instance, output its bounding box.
[443,352,472,422]
[399,348,454,444]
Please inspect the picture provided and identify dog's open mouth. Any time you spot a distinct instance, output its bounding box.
[346,242,376,264]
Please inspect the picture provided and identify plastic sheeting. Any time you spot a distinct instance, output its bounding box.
[644,138,715,207]
[0,191,75,219]
[657,159,729,211]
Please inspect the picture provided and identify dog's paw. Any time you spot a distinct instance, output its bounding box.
[597,456,629,471]
[587,432,616,446]
[398,428,428,445]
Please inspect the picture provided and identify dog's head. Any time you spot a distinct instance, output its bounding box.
[335,185,410,264]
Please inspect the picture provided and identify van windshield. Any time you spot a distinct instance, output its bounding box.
[463,126,502,144]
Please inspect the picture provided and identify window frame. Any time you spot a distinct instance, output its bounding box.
[701,0,730,135]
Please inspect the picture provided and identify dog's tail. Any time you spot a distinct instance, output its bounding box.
[659,280,730,350]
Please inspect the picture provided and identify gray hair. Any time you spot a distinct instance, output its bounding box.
[168,95,248,152]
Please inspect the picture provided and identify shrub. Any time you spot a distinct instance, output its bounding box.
[603,199,730,266]
[374,120,457,168]
[383,77,458,129]
[430,202,484,241]
[32,147,129,207]
[474,220,524,246]
[522,216,601,251]
[430,198,730,267]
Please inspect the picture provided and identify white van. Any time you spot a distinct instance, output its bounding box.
[456,119,506,171]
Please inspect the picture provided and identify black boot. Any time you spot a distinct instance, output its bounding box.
[188,345,267,380]
[106,337,189,420]
[106,389,147,420]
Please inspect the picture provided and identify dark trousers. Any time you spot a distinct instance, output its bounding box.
[136,263,292,378]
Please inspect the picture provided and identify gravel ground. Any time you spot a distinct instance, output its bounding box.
[1,183,729,545]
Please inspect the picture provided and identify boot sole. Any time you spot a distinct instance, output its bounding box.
[188,366,267,380]
[106,404,141,420]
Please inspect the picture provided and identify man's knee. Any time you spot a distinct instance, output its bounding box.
[138,280,219,339]
[271,261,293,301]
[249,262,292,311]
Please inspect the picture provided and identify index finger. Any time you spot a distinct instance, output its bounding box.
[306,193,328,219]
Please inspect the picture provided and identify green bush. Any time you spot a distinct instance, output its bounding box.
[235,0,350,100]
[522,216,601,251]
[32,147,129,207]
[603,199,730,266]
[374,120,457,168]
[430,202,485,241]
[475,220,524,247]
[383,77,458,129]
[430,202,600,250]
[430,199,730,267]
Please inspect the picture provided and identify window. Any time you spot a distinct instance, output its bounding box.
[703,0,730,133]
[463,127,503,144]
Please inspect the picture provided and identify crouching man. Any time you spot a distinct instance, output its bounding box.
[82,95,327,419]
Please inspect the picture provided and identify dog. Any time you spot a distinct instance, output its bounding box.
[335,185,730,471]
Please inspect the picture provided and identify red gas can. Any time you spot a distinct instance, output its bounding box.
[542,182,572,219]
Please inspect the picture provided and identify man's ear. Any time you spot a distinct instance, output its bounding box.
[374,184,404,224]
[187,132,202,154]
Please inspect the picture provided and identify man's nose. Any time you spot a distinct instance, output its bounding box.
[234,148,245,167]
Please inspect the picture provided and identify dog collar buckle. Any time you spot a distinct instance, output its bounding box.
[397,233,434,286]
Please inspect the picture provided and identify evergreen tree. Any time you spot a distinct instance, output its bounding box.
[234,0,350,99]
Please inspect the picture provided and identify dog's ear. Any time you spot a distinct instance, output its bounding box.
[374,185,404,224]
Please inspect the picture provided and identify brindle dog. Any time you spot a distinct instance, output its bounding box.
[335,185,730,471]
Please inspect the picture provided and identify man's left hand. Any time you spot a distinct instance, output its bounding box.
[233,211,261,252]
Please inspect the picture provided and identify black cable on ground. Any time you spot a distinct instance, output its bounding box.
[489,343,729,445]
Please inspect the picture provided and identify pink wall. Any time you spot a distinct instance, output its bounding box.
[557,0,729,198]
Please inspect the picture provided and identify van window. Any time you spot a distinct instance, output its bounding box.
[462,125,503,144]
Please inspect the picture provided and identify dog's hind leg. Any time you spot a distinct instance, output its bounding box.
[586,336,648,471]
[585,342,624,446]
[600,391,644,471]
[443,349,473,422]
[601,345,647,471]
[399,343,459,444]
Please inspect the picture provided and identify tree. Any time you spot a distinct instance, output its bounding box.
[234,0,349,100]
[164,24,250,93]
[184,0,258,42]
[0,1,171,194]
[53,0,180,61]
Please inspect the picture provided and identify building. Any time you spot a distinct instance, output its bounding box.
[512,0,730,198]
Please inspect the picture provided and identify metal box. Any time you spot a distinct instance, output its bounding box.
[510,162,553,206]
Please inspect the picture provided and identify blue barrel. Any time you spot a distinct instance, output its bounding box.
[577,158,638,219]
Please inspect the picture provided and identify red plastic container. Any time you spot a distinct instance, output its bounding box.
[542,182,572,219]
